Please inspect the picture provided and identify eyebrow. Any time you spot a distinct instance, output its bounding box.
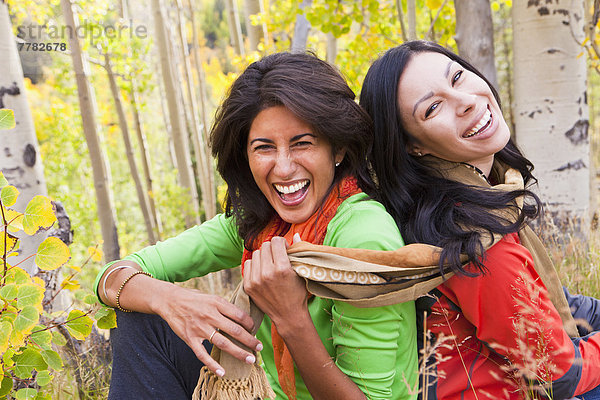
[411,60,455,116]
[249,133,315,146]
[412,91,434,116]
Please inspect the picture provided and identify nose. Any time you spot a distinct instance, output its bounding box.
[273,149,296,178]
[454,91,477,116]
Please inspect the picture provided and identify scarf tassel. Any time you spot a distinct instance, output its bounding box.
[193,363,275,400]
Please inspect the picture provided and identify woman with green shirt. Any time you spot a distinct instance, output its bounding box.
[95,52,417,400]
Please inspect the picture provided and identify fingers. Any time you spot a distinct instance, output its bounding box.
[270,237,289,269]
[189,337,226,377]
[213,297,262,351]
[207,329,258,366]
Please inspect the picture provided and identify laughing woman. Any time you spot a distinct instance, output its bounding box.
[360,41,600,399]
[95,52,417,400]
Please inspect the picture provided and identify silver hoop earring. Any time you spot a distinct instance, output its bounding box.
[335,162,340,167]
[417,152,423,157]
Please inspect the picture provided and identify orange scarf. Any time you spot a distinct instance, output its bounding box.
[240,176,361,400]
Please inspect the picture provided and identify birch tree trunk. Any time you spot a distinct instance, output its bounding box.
[407,0,417,40]
[175,0,215,220]
[0,0,48,273]
[513,0,589,230]
[152,0,200,228]
[291,0,312,53]
[243,0,266,51]
[225,0,245,55]
[61,0,120,261]
[130,80,163,240]
[395,0,409,42]
[454,0,498,88]
[187,0,216,219]
[103,53,156,245]
[326,32,337,64]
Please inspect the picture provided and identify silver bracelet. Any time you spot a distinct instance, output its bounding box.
[102,265,135,301]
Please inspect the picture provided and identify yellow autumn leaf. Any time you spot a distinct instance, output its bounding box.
[491,1,500,12]
[23,196,56,235]
[5,208,24,232]
[0,321,12,354]
[87,246,103,262]
[1,185,19,207]
[60,278,80,291]
[35,237,70,271]
[32,276,45,288]
[425,0,443,9]
[0,232,18,255]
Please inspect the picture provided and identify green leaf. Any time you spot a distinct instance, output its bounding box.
[17,284,45,308]
[0,375,13,396]
[3,348,15,367]
[35,237,70,271]
[51,330,67,347]
[65,310,92,340]
[41,350,62,371]
[7,266,32,284]
[1,185,19,207]
[0,109,16,130]
[95,306,117,330]
[36,370,52,387]
[83,293,98,305]
[0,320,12,353]
[30,326,52,350]
[15,387,38,399]
[0,172,8,189]
[0,283,18,300]
[12,348,47,379]
[14,305,39,333]
[23,196,56,235]
[0,232,19,256]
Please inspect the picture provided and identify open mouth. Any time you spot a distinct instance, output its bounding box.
[463,106,492,138]
[273,180,310,205]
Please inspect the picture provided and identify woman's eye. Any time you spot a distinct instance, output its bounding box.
[452,70,463,86]
[293,141,312,147]
[425,102,440,118]
[254,144,273,151]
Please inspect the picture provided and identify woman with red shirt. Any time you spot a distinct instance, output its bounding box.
[360,40,600,399]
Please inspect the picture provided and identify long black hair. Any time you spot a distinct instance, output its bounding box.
[360,40,541,275]
[211,52,374,249]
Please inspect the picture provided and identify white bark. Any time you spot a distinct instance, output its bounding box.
[152,0,200,228]
[407,0,417,40]
[512,0,589,228]
[326,32,337,64]
[454,0,498,88]
[243,0,266,51]
[0,1,48,273]
[291,0,312,53]
[61,0,121,261]
[225,0,245,55]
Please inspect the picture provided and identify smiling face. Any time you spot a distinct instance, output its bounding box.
[247,106,344,224]
[397,51,511,175]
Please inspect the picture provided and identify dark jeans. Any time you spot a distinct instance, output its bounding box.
[108,311,210,399]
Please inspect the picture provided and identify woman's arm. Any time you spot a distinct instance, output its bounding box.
[96,214,262,376]
[244,236,367,400]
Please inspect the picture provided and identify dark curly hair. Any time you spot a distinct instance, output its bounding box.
[211,52,375,248]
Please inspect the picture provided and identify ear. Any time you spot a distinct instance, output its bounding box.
[406,142,425,157]
[334,148,346,166]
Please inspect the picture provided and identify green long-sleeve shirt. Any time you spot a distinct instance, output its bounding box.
[94,193,418,399]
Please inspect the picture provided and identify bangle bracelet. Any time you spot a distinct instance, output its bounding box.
[115,270,152,313]
[102,265,135,301]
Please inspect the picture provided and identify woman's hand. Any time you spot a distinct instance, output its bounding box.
[243,235,309,328]
[154,285,263,376]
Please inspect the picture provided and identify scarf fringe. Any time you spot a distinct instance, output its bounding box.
[193,364,276,400]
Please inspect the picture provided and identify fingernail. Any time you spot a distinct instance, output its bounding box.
[216,368,225,377]
[246,355,256,364]
[294,233,301,242]
[256,343,263,351]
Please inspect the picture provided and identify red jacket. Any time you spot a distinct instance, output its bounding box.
[422,232,600,399]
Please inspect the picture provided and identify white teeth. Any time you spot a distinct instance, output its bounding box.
[274,180,308,194]
[465,109,492,138]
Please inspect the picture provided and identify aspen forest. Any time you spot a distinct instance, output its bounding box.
[0,0,600,398]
